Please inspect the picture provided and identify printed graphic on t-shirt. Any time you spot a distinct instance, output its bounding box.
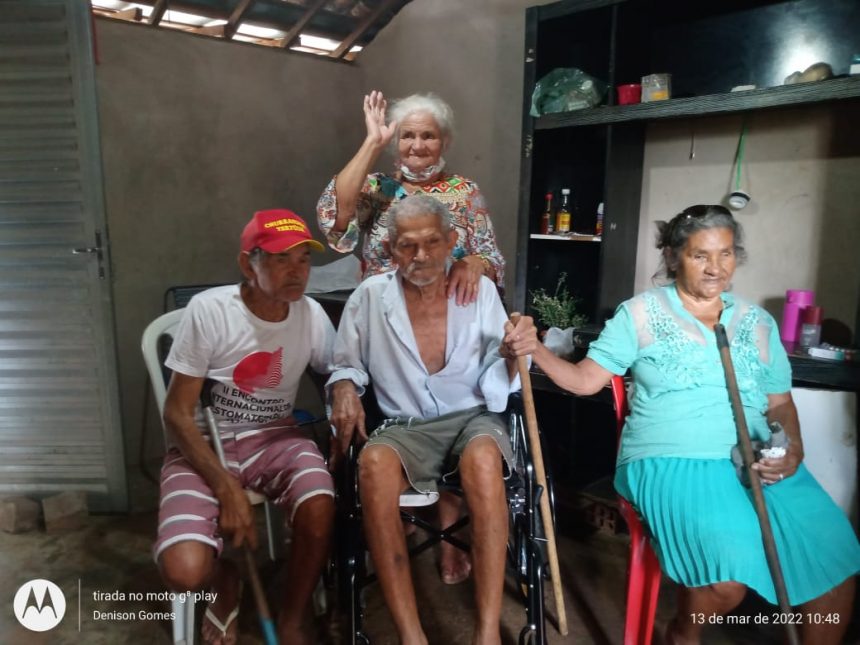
[208,347,293,426]
[233,347,283,394]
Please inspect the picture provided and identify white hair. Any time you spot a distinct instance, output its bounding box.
[387,194,452,242]
[388,93,455,146]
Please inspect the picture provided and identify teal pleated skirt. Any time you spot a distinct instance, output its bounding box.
[614,458,860,605]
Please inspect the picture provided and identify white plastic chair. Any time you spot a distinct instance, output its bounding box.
[141,309,277,645]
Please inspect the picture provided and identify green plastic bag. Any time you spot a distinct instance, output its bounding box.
[529,68,607,116]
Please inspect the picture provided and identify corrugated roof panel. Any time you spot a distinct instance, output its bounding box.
[92,0,412,57]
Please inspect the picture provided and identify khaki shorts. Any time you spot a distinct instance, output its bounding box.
[363,405,514,493]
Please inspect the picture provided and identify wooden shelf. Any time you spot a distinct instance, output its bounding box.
[788,354,860,391]
[534,76,860,129]
[530,233,601,242]
[530,351,860,394]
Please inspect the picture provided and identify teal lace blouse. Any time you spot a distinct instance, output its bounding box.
[588,284,792,465]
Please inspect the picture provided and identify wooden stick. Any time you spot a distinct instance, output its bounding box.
[714,324,799,645]
[244,547,278,645]
[510,313,568,635]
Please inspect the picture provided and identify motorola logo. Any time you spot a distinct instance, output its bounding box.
[13,579,66,632]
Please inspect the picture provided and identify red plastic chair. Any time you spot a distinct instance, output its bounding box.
[610,375,662,645]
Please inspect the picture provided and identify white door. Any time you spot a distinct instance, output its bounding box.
[0,0,127,511]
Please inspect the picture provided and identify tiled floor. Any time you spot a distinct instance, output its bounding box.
[1,469,857,644]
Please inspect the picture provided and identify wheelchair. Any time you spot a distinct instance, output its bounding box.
[335,388,555,645]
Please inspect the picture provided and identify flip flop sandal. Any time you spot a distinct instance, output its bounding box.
[202,582,242,644]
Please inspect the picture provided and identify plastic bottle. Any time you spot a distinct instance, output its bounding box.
[780,289,815,344]
[539,192,554,234]
[595,202,604,237]
[799,306,822,349]
[555,188,571,234]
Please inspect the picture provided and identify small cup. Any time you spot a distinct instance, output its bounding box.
[728,190,750,210]
[641,73,672,102]
[616,83,641,105]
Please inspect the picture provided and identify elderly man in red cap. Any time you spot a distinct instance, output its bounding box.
[155,210,335,645]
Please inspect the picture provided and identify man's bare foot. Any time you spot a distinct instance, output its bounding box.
[439,542,471,585]
[201,560,241,645]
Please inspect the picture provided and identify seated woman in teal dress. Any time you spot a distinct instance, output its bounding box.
[525,205,859,644]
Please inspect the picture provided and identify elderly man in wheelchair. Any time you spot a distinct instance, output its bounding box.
[328,193,539,645]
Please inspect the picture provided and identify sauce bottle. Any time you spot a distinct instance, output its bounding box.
[556,188,571,234]
[539,192,554,234]
[595,202,604,237]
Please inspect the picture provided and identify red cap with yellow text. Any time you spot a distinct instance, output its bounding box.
[240,209,325,253]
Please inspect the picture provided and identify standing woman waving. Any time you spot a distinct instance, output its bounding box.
[317,90,505,306]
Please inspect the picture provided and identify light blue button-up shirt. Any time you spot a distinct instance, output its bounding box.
[327,270,520,420]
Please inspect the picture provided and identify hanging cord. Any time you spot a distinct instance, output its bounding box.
[734,120,747,191]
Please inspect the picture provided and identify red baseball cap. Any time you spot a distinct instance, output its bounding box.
[240,209,325,254]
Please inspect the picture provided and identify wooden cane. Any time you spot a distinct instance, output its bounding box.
[510,313,568,636]
[714,324,799,645]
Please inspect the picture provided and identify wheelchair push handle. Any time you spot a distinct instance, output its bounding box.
[509,313,568,636]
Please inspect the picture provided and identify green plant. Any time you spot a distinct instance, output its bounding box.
[529,272,587,329]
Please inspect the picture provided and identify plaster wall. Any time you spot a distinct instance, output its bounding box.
[356,0,860,337]
[353,0,555,301]
[95,19,363,472]
[635,104,860,334]
[95,3,859,476]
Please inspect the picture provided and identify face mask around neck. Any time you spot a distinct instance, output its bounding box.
[398,157,446,183]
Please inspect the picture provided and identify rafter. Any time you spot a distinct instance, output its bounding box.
[279,0,327,49]
[224,0,256,40]
[148,0,168,26]
[330,0,397,59]
[114,7,142,21]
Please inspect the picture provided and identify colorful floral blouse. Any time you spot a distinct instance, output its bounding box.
[316,172,505,287]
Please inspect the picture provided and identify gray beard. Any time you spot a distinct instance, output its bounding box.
[400,258,452,287]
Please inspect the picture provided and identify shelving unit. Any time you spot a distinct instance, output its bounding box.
[515,0,860,324]
[517,0,860,499]
[536,75,860,129]
[529,233,602,242]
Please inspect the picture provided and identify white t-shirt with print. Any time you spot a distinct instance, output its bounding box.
[165,285,335,433]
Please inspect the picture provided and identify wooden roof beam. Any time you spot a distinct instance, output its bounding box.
[148,0,168,26]
[279,0,327,49]
[330,0,397,59]
[224,0,256,40]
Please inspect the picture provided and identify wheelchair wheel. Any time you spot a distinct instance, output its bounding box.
[505,398,552,645]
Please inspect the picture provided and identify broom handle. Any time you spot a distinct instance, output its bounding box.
[510,314,568,635]
[714,324,799,645]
